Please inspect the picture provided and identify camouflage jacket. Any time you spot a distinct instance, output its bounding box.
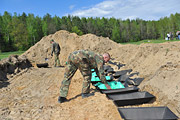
[71,50,107,84]
[51,42,60,55]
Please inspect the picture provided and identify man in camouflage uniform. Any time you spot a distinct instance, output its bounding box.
[58,49,111,103]
[50,39,61,67]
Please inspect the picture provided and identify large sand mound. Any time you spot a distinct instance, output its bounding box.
[0,30,180,119]
[23,30,119,66]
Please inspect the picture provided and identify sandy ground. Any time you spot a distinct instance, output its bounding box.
[0,30,180,120]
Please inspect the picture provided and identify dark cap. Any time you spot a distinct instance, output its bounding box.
[50,39,54,42]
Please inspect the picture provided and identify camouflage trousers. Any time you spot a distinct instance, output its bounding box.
[60,53,91,97]
[54,53,60,67]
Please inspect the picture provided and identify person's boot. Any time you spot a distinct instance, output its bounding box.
[82,93,94,98]
[58,96,68,103]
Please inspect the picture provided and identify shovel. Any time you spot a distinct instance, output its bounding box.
[45,49,52,62]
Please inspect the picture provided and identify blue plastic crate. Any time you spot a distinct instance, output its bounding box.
[95,81,125,89]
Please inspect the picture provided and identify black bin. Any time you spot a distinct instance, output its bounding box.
[101,86,139,95]
[107,91,155,107]
[118,106,179,120]
[36,63,48,68]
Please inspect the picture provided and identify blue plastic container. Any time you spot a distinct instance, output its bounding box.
[91,69,111,82]
[91,76,111,81]
[95,81,125,89]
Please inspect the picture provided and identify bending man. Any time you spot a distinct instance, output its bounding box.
[58,49,111,103]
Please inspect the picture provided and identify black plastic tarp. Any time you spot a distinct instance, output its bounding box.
[103,65,112,72]
[118,106,179,120]
[128,78,144,86]
[113,69,132,78]
[106,68,115,73]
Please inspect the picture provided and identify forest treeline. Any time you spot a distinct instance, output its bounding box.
[0,11,180,52]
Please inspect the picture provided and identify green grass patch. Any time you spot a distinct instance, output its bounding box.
[0,51,25,60]
[121,39,180,45]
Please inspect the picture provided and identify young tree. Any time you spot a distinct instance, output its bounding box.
[111,26,121,43]
[86,17,95,34]
[10,13,28,50]
[42,13,56,35]
[2,11,12,51]
[72,16,83,33]
[34,16,43,43]
[130,19,140,42]
[158,17,170,39]
[60,15,72,31]
[81,17,88,34]
[26,13,37,46]
[0,15,4,51]
[53,15,61,31]
[71,26,83,35]
[121,19,131,42]
[19,12,27,24]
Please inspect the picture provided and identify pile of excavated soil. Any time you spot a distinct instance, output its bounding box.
[23,30,119,67]
[0,30,180,120]
[0,55,32,81]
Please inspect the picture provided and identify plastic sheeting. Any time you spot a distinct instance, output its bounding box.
[94,81,125,89]
[91,69,113,84]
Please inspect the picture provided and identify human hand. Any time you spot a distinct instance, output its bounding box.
[105,84,111,89]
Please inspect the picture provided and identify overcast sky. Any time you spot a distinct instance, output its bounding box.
[1,0,180,20]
